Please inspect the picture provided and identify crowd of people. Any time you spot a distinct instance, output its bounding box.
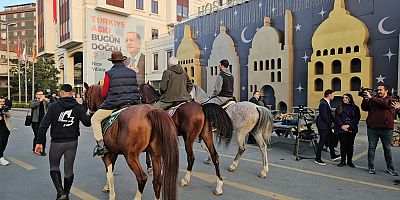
[1,50,399,199]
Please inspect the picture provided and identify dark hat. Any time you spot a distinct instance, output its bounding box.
[108,51,127,62]
[324,89,335,97]
[61,84,73,92]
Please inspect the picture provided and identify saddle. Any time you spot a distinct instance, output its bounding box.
[166,102,187,116]
[101,107,128,135]
[221,99,236,109]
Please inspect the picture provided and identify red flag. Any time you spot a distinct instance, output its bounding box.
[16,38,20,58]
[53,0,57,22]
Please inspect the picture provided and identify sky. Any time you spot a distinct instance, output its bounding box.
[0,0,35,11]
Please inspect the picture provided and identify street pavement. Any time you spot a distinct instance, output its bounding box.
[0,110,399,200]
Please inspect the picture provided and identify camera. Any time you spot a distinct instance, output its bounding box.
[358,87,375,97]
[0,105,10,115]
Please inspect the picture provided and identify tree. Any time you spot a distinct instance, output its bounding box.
[10,59,60,101]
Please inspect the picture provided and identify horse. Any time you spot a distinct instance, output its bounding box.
[84,83,179,200]
[139,83,233,195]
[191,85,274,178]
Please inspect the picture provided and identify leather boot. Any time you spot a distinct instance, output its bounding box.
[50,171,67,200]
[63,175,74,200]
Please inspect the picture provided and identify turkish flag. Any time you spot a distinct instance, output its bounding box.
[16,38,20,58]
[53,0,57,22]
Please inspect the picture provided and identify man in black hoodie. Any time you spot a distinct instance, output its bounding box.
[34,84,91,200]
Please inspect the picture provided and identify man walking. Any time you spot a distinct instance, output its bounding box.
[154,57,193,110]
[361,84,398,175]
[315,89,340,165]
[34,84,91,200]
[30,89,50,156]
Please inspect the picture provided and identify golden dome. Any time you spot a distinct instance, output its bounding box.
[177,25,200,58]
[252,17,281,51]
[312,0,369,53]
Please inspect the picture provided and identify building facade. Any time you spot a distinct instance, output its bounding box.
[37,0,215,90]
[0,3,36,57]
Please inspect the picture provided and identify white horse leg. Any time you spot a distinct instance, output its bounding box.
[254,132,269,178]
[102,181,110,193]
[214,177,224,196]
[134,189,142,200]
[106,164,116,200]
[228,131,246,172]
[179,170,191,187]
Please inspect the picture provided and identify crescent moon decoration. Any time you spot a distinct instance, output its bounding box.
[241,27,253,44]
[378,17,396,35]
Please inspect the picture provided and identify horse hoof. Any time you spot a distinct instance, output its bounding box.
[102,185,110,193]
[258,173,268,179]
[214,190,223,196]
[228,166,236,172]
[180,180,188,187]
[203,158,211,165]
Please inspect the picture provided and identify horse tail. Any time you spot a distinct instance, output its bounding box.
[202,103,233,147]
[254,106,274,145]
[147,109,179,200]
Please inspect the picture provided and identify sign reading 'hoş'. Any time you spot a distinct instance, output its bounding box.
[197,0,253,16]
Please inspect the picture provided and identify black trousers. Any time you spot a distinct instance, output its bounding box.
[339,132,356,162]
[316,128,337,161]
[32,122,46,151]
[0,124,10,158]
[49,140,78,178]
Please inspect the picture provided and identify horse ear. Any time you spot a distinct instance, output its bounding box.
[84,82,89,90]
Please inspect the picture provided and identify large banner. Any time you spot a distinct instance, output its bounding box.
[85,9,145,84]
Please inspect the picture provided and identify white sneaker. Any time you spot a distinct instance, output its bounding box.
[0,157,10,166]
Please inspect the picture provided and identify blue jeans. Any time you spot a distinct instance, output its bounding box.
[367,128,394,170]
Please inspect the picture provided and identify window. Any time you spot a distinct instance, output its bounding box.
[210,67,213,76]
[332,60,341,74]
[315,78,323,91]
[136,0,143,10]
[1,33,5,39]
[190,67,194,77]
[177,0,188,21]
[22,31,25,35]
[266,60,269,70]
[315,61,324,75]
[177,5,182,16]
[271,59,275,69]
[151,0,158,14]
[350,77,361,91]
[1,24,5,29]
[330,48,335,55]
[21,21,25,27]
[277,71,282,82]
[214,66,218,74]
[323,49,328,56]
[183,7,188,17]
[106,0,124,8]
[166,50,173,64]
[277,58,281,69]
[316,50,321,56]
[184,67,188,73]
[354,45,359,52]
[259,61,263,71]
[151,29,158,40]
[351,58,361,73]
[254,85,257,92]
[346,46,351,53]
[0,15,5,21]
[13,13,17,18]
[21,13,25,18]
[338,48,343,54]
[271,72,275,82]
[332,78,341,91]
[229,65,232,73]
[254,61,257,71]
[250,85,253,93]
[153,53,158,70]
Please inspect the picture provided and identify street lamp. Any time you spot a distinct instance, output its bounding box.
[1,20,17,99]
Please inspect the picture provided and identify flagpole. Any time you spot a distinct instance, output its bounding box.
[18,37,21,103]
[24,41,28,103]
[32,45,35,100]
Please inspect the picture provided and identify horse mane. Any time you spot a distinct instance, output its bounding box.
[86,84,103,111]
[139,83,161,104]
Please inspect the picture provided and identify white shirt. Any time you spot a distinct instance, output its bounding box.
[323,98,331,108]
[127,53,141,68]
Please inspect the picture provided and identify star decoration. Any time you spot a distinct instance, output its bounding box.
[376,74,386,83]
[196,30,199,36]
[256,27,260,31]
[301,51,309,63]
[295,24,302,31]
[296,84,304,93]
[214,32,218,37]
[271,6,276,14]
[383,48,396,63]
[174,38,178,42]
[233,9,238,15]
[318,7,326,19]
[258,2,263,8]
[203,45,208,52]
[220,20,224,25]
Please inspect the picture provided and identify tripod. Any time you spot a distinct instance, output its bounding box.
[294,109,318,161]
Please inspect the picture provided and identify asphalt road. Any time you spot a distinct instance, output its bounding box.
[0,110,399,200]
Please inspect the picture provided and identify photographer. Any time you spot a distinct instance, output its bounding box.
[361,84,398,175]
[30,89,50,156]
[0,96,12,166]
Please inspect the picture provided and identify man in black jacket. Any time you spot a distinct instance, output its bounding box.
[34,84,91,200]
[315,89,340,165]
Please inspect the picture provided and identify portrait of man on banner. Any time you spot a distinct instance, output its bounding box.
[124,31,145,85]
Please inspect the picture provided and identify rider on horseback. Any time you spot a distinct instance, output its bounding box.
[91,51,141,157]
[205,59,234,105]
[154,57,193,110]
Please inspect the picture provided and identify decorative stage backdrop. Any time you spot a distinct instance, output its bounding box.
[174,0,399,115]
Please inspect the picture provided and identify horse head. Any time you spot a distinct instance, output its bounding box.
[139,83,160,104]
[191,85,209,104]
[84,82,103,112]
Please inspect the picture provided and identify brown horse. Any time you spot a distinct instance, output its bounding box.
[84,83,179,200]
[139,83,233,195]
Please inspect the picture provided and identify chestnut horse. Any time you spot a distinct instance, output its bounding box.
[84,83,179,200]
[139,83,233,195]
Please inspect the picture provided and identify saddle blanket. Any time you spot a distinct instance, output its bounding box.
[102,107,127,135]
